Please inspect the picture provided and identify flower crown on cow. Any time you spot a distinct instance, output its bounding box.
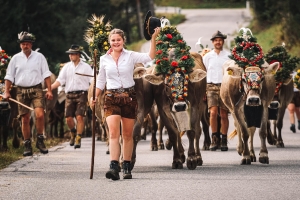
[229,28,264,69]
[84,14,113,66]
[0,47,11,81]
[155,26,195,101]
[264,44,300,93]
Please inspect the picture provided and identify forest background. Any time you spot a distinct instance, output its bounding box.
[0,0,299,74]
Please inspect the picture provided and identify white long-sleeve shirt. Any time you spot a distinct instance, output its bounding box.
[96,48,152,90]
[5,50,52,87]
[56,60,93,93]
[203,49,230,84]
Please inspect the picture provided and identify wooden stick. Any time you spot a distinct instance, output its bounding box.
[0,94,34,111]
[90,49,97,179]
[76,72,94,77]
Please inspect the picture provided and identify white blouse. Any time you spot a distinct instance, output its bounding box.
[56,60,93,93]
[5,51,52,87]
[96,48,152,90]
[203,49,230,84]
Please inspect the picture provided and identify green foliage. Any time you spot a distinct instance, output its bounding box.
[265,45,300,82]
[155,0,245,8]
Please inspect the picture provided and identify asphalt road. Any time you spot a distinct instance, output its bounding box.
[1,8,300,200]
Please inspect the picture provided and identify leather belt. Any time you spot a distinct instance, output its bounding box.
[17,83,42,89]
[207,83,221,86]
[107,86,135,93]
[67,90,87,94]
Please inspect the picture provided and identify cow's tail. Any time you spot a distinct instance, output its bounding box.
[228,129,237,140]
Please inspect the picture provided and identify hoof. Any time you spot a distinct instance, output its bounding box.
[240,158,251,165]
[141,134,146,140]
[172,160,183,169]
[202,144,210,151]
[180,154,186,164]
[259,157,269,164]
[151,144,158,151]
[12,138,20,148]
[106,150,110,154]
[186,157,197,170]
[276,141,284,148]
[196,155,203,166]
[165,139,172,150]
[158,143,165,150]
[250,155,256,162]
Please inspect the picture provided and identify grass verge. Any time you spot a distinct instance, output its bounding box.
[0,137,68,170]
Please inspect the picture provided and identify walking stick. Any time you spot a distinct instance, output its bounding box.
[0,94,34,111]
[90,49,97,179]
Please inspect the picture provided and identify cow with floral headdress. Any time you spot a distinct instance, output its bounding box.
[221,28,279,164]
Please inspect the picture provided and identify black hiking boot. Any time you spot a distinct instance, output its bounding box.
[74,135,81,149]
[106,161,120,180]
[123,161,132,179]
[209,132,219,151]
[220,134,228,151]
[23,139,33,157]
[36,135,48,154]
[290,124,296,133]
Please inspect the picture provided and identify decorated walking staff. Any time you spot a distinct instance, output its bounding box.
[90,49,97,179]
[0,94,34,111]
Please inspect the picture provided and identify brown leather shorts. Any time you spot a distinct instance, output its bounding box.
[103,89,137,119]
[16,84,44,116]
[291,91,300,107]
[206,84,228,111]
[65,91,88,117]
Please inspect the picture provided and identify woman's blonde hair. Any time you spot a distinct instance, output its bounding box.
[108,28,126,44]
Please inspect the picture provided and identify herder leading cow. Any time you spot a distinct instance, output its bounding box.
[221,28,279,165]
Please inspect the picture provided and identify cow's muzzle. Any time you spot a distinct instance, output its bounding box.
[268,101,280,109]
[246,97,261,106]
[172,102,187,112]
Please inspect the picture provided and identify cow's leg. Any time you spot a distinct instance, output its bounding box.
[258,108,269,164]
[201,103,211,150]
[185,130,198,169]
[266,120,276,145]
[157,116,165,150]
[275,107,285,148]
[149,108,159,151]
[248,127,256,162]
[12,118,20,148]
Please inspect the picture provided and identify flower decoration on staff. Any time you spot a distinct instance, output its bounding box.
[155,26,195,101]
[294,69,300,90]
[0,47,11,81]
[84,14,113,67]
[265,44,300,93]
[229,28,264,69]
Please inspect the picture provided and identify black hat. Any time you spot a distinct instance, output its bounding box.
[65,44,83,54]
[210,30,227,41]
[17,32,36,43]
[143,10,161,41]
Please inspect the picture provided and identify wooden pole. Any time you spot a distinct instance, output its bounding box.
[90,49,97,179]
[0,94,34,111]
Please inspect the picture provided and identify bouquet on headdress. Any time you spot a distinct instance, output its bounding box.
[0,47,11,81]
[84,14,113,67]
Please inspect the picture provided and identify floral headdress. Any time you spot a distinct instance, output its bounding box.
[265,44,300,93]
[155,26,194,101]
[84,14,113,66]
[0,47,11,81]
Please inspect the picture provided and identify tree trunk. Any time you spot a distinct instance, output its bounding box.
[136,0,143,40]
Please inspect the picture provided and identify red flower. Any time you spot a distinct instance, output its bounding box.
[4,55,8,59]
[181,55,188,60]
[166,34,173,39]
[171,61,178,67]
[157,40,163,45]
[163,57,169,61]
[177,40,183,43]
[156,59,161,64]
[156,50,163,55]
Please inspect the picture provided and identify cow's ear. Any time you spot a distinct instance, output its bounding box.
[144,74,164,85]
[189,69,206,82]
[133,67,146,79]
[227,66,242,77]
[264,62,279,75]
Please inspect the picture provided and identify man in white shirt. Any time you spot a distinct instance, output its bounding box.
[4,31,53,156]
[203,30,230,151]
[51,45,93,148]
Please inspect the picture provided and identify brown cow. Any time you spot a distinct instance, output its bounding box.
[221,60,279,164]
[142,49,207,169]
[267,77,294,147]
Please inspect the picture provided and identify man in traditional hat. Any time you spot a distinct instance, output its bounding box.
[203,30,230,151]
[3,31,53,156]
[51,44,93,148]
